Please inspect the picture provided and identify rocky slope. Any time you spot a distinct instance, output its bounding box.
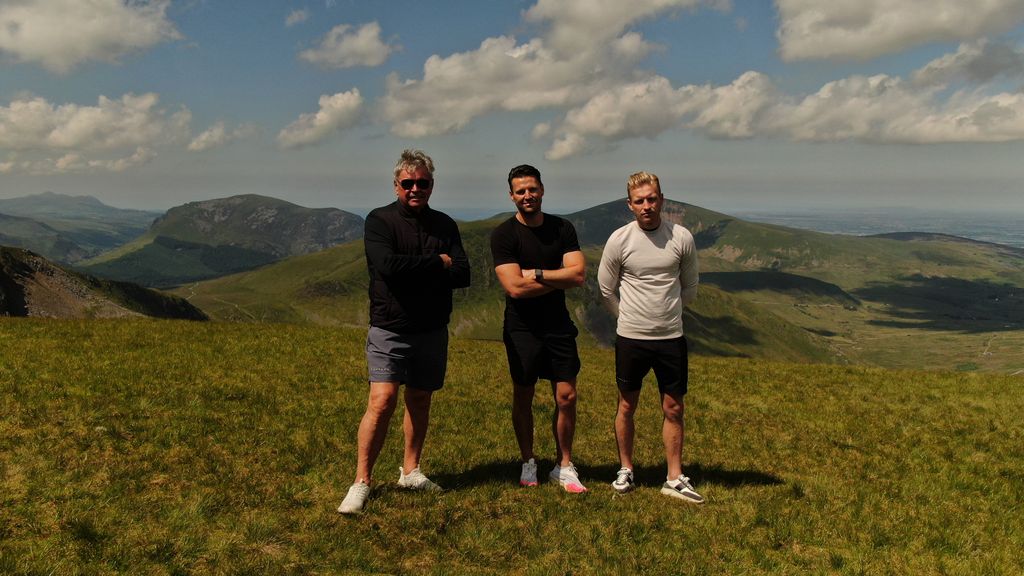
[1,247,206,320]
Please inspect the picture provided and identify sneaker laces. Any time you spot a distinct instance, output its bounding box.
[615,467,632,484]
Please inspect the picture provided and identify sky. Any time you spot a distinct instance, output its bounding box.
[3,0,1024,218]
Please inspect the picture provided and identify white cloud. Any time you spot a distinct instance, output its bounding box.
[188,121,259,152]
[912,40,1024,86]
[770,75,1024,144]
[0,0,180,73]
[2,146,155,175]
[286,9,309,27]
[299,21,396,68]
[541,63,1024,158]
[379,31,659,138]
[775,0,1024,61]
[0,92,188,173]
[377,0,721,138]
[523,0,707,56]
[0,93,190,151]
[277,89,364,149]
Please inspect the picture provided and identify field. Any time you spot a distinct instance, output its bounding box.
[2,319,1023,575]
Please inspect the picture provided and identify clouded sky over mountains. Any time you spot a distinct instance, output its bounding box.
[2,0,1024,217]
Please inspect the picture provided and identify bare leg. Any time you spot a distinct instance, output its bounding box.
[512,384,536,462]
[402,387,434,472]
[551,380,578,467]
[355,382,400,484]
[615,389,641,470]
[662,392,685,479]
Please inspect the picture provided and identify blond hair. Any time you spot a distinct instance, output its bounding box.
[626,171,661,198]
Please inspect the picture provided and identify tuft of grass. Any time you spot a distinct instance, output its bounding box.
[1,318,1022,574]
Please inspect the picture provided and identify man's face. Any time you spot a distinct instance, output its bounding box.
[627,183,663,230]
[394,167,433,210]
[509,176,544,216]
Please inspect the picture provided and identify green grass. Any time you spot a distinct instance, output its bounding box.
[2,318,1022,574]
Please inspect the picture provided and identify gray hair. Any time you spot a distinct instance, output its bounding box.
[394,149,435,179]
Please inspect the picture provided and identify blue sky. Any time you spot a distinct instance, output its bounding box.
[3,0,1024,218]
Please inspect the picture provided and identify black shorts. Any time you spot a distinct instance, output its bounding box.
[502,326,581,386]
[615,335,688,396]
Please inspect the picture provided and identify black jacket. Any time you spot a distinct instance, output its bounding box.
[364,201,471,333]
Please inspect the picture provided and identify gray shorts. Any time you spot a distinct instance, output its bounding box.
[366,326,449,391]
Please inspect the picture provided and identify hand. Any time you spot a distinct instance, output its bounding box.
[440,253,452,269]
[521,268,535,280]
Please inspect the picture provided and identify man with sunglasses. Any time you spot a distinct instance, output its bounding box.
[338,149,471,514]
[490,164,588,493]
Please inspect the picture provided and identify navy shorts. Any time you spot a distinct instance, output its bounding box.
[502,326,581,386]
[366,326,448,391]
[614,335,688,396]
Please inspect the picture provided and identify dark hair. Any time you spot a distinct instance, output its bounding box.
[507,164,543,191]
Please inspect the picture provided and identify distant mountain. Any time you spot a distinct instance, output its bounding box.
[0,192,160,263]
[0,247,206,320]
[173,213,835,363]
[79,194,364,287]
[566,198,736,249]
[173,197,1024,369]
[869,231,1024,257]
[0,191,159,223]
[0,213,88,263]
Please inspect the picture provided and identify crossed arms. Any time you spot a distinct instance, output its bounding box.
[494,250,585,299]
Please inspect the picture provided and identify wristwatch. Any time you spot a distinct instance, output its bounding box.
[535,268,544,281]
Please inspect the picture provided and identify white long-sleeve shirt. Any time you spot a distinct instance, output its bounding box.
[597,220,698,340]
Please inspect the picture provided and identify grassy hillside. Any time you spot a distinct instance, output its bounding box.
[78,195,364,287]
[82,236,280,288]
[0,193,157,263]
[175,217,834,364]
[2,319,1021,574]
[0,214,87,263]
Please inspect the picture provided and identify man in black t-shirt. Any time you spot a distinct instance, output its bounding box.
[490,164,587,493]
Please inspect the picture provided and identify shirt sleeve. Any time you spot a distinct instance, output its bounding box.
[560,218,581,254]
[490,220,519,267]
[446,219,471,289]
[364,210,443,277]
[597,232,622,316]
[678,228,699,308]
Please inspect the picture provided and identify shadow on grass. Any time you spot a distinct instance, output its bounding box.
[432,460,783,491]
[579,462,784,489]
[854,274,1024,332]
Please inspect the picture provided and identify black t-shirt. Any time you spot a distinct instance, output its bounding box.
[490,214,580,332]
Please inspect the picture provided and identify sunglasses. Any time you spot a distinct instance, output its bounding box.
[397,178,433,190]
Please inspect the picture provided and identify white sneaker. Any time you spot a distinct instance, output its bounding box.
[520,458,538,487]
[612,467,634,494]
[398,467,442,491]
[661,474,703,504]
[337,481,370,514]
[549,462,587,493]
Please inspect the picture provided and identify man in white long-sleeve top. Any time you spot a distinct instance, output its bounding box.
[597,171,703,504]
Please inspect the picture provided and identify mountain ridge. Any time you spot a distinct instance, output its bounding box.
[77,194,365,287]
[0,246,206,320]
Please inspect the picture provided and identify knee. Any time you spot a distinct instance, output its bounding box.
[662,397,684,422]
[555,386,577,409]
[367,387,399,416]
